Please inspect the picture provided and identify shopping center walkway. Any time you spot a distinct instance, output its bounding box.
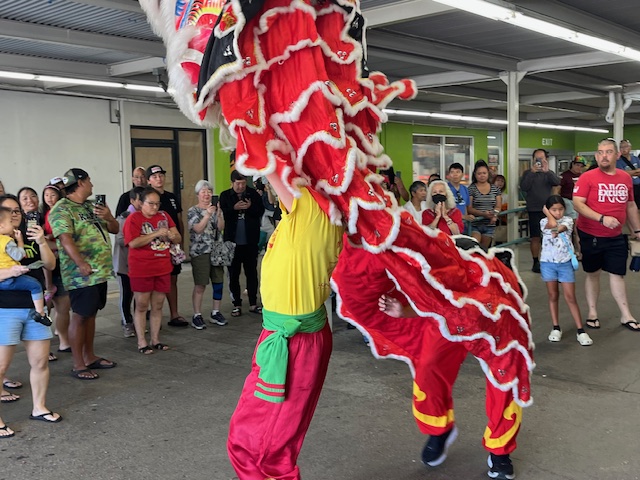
[1,244,640,480]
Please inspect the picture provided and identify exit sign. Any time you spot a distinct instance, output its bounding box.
[542,138,553,146]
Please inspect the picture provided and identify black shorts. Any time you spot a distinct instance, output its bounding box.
[578,230,628,276]
[527,211,545,238]
[171,263,182,276]
[634,184,640,209]
[69,283,108,317]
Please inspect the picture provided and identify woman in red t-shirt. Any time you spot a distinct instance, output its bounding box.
[422,180,464,235]
[124,188,181,354]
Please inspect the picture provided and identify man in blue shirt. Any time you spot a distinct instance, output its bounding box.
[447,163,474,234]
[616,139,640,208]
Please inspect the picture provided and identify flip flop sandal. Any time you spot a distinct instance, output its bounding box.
[70,369,99,380]
[621,321,640,332]
[1,393,20,403]
[231,307,242,317]
[2,380,22,389]
[249,306,263,315]
[29,411,62,423]
[585,318,600,329]
[86,358,117,369]
[0,424,15,438]
[138,346,154,355]
[48,352,58,362]
[151,343,170,351]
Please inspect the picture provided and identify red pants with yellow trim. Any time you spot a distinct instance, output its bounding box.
[413,322,522,455]
[227,322,332,480]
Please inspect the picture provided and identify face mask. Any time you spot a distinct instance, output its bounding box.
[432,194,447,204]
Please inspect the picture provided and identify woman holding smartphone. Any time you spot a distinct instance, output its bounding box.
[187,180,226,329]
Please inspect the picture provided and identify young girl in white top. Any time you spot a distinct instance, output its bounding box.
[540,195,592,346]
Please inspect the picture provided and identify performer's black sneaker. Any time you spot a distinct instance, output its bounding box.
[487,453,515,480]
[421,425,458,467]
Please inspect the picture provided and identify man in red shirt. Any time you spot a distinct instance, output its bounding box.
[573,138,640,331]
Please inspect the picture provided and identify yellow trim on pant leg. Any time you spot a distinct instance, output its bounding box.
[412,381,455,428]
[483,400,522,450]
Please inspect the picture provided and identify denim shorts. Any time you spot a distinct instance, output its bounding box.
[471,223,496,237]
[540,261,575,283]
[0,308,53,345]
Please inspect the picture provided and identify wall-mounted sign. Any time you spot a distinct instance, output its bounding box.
[542,138,553,146]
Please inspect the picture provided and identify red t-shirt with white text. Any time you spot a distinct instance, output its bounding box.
[573,168,633,237]
[123,211,175,277]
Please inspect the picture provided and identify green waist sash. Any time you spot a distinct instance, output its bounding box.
[254,305,327,403]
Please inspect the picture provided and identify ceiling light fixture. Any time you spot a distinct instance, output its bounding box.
[0,71,36,80]
[124,84,166,93]
[383,109,609,133]
[432,0,640,62]
[37,75,124,88]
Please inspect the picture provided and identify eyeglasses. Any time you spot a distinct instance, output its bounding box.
[9,209,21,215]
[144,201,161,207]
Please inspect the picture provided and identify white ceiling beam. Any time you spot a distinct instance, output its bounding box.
[0,19,164,56]
[524,111,590,121]
[441,99,503,111]
[364,0,453,28]
[521,92,600,104]
[0,53,109,77]
[518,51,628,74]
[412,71,493,89]
[109,57,166,76]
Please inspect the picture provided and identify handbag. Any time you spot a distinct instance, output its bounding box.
[169,243,186,265]
[629,238,640,257]
[210,240,236,266]
[559,232,579,271]
[210,227,235,267]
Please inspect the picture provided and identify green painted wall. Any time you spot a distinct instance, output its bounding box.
[517,129,575,151]
[211,129,234,195]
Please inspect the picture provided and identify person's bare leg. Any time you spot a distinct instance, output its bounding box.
[150,291,167,346]
[0,345,17,435]
[584,270,600,325]
[562,282,584,329]
[68,312,87,371]
[480,234,492,250]
[82,316,98,365]
[53,295,71,350]
[192,284,205,314]
[167,275,180,319]
[134,292,151,349]
[546,281,560,327]
[24,340,60,420]
[610,274,637,324]
[530,237,541,259]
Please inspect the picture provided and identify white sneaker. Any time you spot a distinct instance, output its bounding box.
[577,332,593,346]
[548,329,562,342]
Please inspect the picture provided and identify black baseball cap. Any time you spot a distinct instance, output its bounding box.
[146,165,167,178]
[62,168,89,187]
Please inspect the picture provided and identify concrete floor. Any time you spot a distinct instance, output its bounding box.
[1,244,640,480]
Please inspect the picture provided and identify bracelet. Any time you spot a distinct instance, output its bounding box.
[599,215,604,224]
[446,219,453,225]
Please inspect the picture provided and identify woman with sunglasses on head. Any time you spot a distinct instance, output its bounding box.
[0,194,62,438]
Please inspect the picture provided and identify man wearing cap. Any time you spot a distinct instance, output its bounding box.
[520,149,561,273]
[49,168,119,379]
[146,165,187,327]
[115,166,148,217]
[220,170,265,317]
[559,157,586,219]
[616,139,640,210]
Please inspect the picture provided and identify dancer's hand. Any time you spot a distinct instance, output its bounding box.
[378,294,403,317]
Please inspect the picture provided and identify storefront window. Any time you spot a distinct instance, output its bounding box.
[413,135,473,183]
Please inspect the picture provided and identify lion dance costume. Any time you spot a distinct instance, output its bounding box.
[141,1,535,479]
